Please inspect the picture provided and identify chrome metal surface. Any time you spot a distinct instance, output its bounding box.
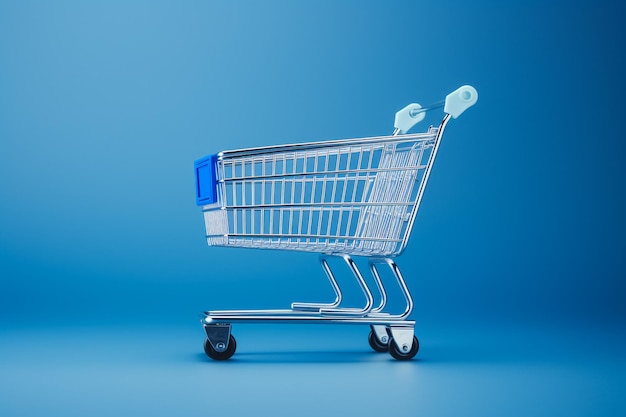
[409,100,444,117]
[319,255,373,316]
[291,256,342,311]
[371,325,389,344]
[202,314,415,327]
[369,261,388,313]
[203,323,232,352]
[399,114,450,251]
[389,326,415,353]
[217,131,435,158]
[367,258,414,320]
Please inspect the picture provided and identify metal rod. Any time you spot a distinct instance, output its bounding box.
[398,114,450,253]
[206,233,403,244]
[409,100,445,117]
[217,130,437,158]
[369,261,388,313]
[319,255,374,316]
[203,314,415,326]
[291,256,343,311]
[219,156,433,180]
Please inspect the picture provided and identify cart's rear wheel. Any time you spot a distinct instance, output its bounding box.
[204,335,237,361]
[389,336,419,361]
[368,330,389,352]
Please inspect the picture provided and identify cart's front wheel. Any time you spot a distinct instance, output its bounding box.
[389,336,419,361]
[368,330,389,352]
[204,335,237,361]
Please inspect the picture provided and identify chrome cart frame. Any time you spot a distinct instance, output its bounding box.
[194,86,477,360]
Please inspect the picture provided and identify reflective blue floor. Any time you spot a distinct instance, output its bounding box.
[0,319,623,416]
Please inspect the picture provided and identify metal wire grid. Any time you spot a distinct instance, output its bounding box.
[203,128,438,256]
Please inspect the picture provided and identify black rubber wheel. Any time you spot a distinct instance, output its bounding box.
[203,335,237,361]
[389,336,419,361]
[368,330,389,352]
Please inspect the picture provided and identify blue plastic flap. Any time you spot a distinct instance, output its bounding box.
[194,154,218,206]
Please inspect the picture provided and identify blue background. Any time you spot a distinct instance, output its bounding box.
[0,1,624,416]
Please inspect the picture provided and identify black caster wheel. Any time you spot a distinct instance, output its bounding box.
[368,330,389,352]
[204,335,237,361]
[389,336,419,361]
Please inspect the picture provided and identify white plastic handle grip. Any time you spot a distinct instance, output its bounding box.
[393,103,426,135]
[444,85,478,118]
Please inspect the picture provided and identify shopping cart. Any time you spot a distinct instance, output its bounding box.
[194,85,477,360]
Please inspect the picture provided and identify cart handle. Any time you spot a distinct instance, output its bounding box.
[393,85,478,134]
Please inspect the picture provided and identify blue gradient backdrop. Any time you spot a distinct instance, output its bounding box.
[1,1,624,416]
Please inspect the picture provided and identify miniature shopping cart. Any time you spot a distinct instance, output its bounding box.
[194,85,477,360]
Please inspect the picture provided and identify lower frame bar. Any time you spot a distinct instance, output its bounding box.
[202,313,415,327]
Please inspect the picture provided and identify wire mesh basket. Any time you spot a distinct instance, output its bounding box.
[199,127,440,256]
